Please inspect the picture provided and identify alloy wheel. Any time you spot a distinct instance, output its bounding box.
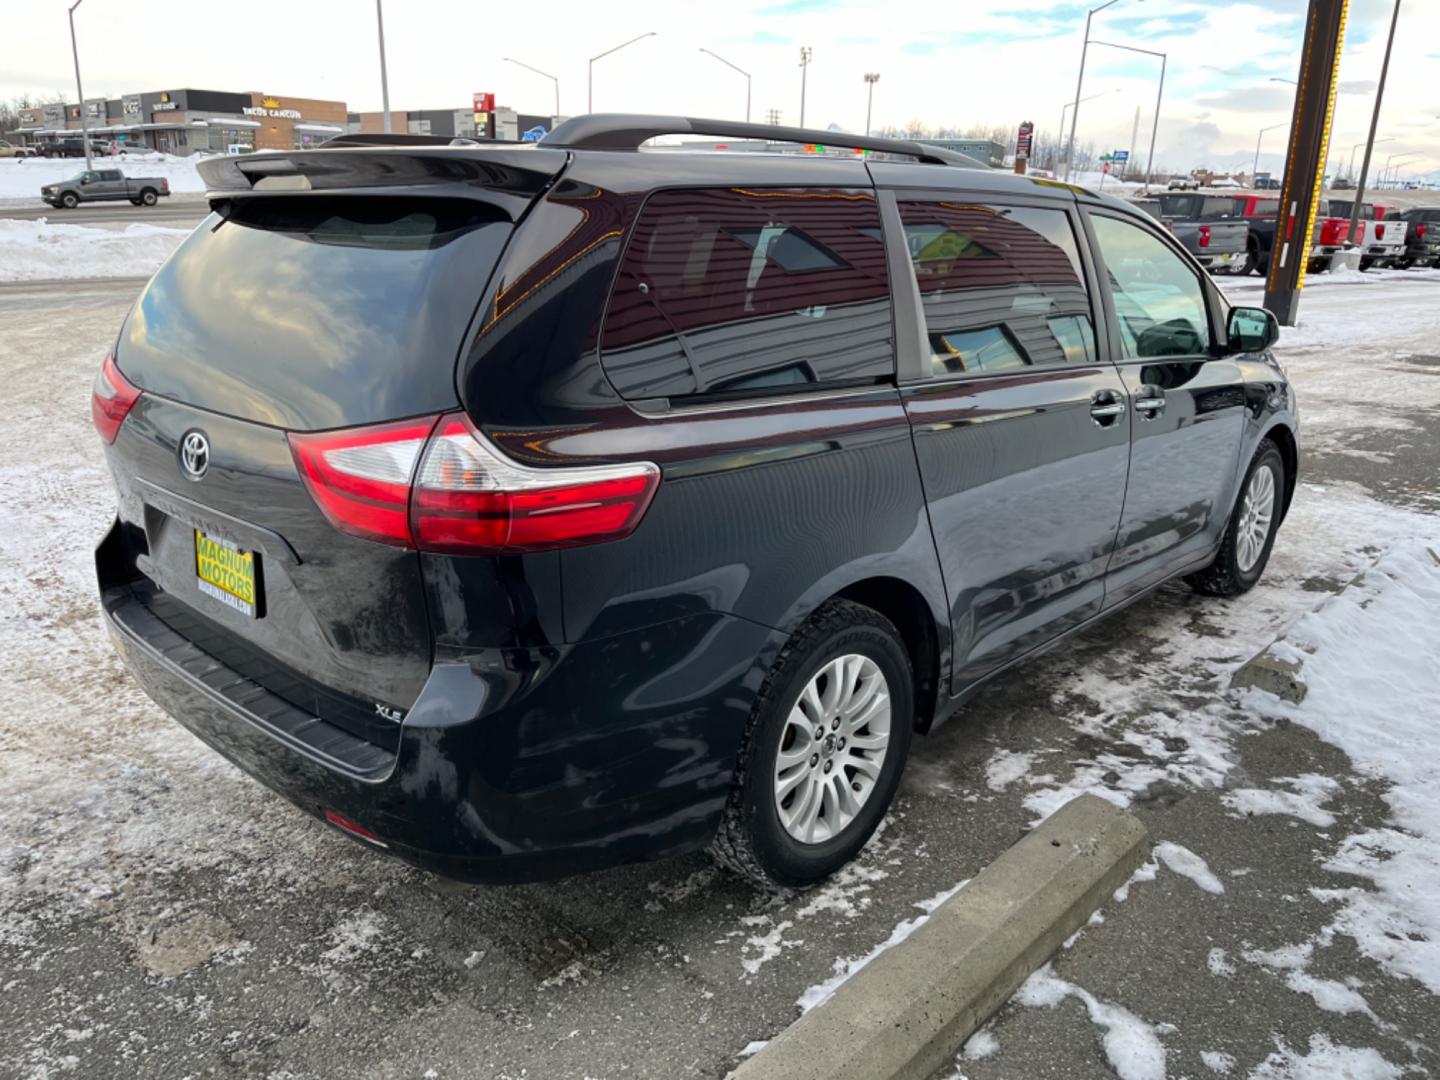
[1236,464,1276,572]
[773,654,892,845]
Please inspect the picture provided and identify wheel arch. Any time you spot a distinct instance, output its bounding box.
[1262,420,1299,523]
[828,576,945,735]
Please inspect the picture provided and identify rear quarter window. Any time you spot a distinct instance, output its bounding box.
[599,187,893,401]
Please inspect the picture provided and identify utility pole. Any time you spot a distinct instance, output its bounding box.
[799,47,812,128]
[864,73,880,137]
[1264,0,1350,326]
[1347,0,1401,245]
[376,0,391,133]
[67,0,91,170]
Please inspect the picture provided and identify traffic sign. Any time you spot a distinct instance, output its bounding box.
[1113,149,1130,163]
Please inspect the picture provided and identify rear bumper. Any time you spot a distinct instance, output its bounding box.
[98,520,775,884]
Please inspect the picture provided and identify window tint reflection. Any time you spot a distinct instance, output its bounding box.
[898,202,1097,376]
[600,188,893,401]
[117,198,509,430]
[1091,215,1211,359]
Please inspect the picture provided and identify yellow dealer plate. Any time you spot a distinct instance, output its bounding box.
[194,529,257,618]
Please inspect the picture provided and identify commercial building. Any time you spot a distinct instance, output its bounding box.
[345,108,561,143]
[13,89,347,155]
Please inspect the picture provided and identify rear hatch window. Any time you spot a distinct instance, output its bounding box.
[118,197,511,430]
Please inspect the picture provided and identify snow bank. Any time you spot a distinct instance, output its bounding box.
[0,218,190,282]
[0,154,204,201]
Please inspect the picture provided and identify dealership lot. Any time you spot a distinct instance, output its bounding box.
[2,273,1438,1079]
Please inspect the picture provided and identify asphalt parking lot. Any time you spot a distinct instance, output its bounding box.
[2,273,1438,1080]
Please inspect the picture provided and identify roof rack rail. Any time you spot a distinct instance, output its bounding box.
[320,132,487,148]
[541,114,985,168]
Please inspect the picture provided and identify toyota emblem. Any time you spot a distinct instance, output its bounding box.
[180,430,210,481]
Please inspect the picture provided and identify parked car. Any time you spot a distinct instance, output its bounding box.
[93,116,1297,888]
[1223,195,1282,275]
[0,138,36,158]
[1327,200,1408,269]
[41,168,171,208]
[1331,177,1356,191]
[38,138,105,159]
[1396,207,1440,267]
[104,141,161,159]
[1167,176,1200,190]
[1149,193,1251,273]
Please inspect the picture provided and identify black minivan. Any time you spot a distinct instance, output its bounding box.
[94,116,1297,887]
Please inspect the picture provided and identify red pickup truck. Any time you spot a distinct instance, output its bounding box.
[1315,200,1408,270]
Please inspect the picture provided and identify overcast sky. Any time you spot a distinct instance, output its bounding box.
[6,0,1438,175]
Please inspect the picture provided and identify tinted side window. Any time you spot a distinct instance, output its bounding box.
[898,201,1096,375]
[600,188,892,401]
[101,170,123,180]
[1091,215,1211,360]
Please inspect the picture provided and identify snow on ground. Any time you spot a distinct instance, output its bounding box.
[1248,1034,1405,1079]
[1016,964,1170,1080]
[0,154,204,202]
[1246,544,1440,995]
[0,218,190,282]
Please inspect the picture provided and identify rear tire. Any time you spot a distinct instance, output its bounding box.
[710,599,913,889]
[140,189,158,206]
[1240,244,1259,276]
[1187,440,1285,598]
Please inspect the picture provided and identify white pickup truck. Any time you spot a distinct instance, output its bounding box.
[1328,199,1409,270]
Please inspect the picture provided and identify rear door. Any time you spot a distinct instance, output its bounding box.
[106,189,530,738]
[887,192,1131,689]
[1082,208,1248,606]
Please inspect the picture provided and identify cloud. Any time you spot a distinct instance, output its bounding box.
[1338,80,1378,95]
[1194,86,1295,114]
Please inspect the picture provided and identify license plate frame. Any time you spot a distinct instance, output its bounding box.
[194,528,261,619]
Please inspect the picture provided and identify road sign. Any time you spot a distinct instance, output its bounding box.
[1100,153,1113,161]
[1113,150,1130,163]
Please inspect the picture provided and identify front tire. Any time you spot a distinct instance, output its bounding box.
[1187,440,1285,598]
[60,192,78,209]
[710,599,913,888]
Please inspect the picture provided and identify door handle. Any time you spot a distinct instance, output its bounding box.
[1089,391,1125,426]
[1134,393,1166,418]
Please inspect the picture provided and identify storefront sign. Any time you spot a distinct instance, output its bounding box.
[20,109,40,126]
[123,96,142,115]
[42,103,64,124]
[473,92,495,113]
[244,96,302,120]
[153,101,178,112]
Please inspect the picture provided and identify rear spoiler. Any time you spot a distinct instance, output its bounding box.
[196,146,568,218]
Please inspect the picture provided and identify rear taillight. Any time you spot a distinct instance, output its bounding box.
[288,416,439,546]
[1198,225,1211,248]
[91,353,142,444]
[411,416,660,554]
[288,413,660,554]
[1417,223,1427,240]
[1374,224,1385,240]
[1320,219,1346,246]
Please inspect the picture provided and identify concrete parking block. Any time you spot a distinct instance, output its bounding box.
[731,794,1150,1080]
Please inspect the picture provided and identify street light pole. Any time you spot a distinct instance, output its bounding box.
[504,57,561,118]
[1057,89,1117,172]
[864,73,880,136]
[699,49,751,123]
[1348,0,1402,244]
[1064,0,1124,182]
[67,0,91,170]
[375,0,391,133]
[1350,137,1393,180]
[589,33,657,114]
[1380,152,1421,188]
[799,47,813,128]
[1253,122,1288,186]
[1090,40,1166,193]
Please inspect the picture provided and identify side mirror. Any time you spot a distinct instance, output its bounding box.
[1226,306,1279,354]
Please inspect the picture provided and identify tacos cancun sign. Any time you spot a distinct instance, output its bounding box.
[243,97,302,120]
